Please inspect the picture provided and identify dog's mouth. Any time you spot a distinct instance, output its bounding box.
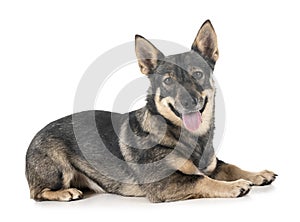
[168,96,208,132]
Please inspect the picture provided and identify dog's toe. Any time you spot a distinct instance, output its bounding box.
[226,179,252,198]
[248,170,277,186]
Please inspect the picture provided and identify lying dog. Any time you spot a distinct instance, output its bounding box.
[25,20,277,202]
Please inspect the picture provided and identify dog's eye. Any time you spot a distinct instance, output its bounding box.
[192,71,204,80]
[163,77,174,85]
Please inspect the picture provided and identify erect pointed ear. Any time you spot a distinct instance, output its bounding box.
[135,35,164,75]
[191,20,219,67]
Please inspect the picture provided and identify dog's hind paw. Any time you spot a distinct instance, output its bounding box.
[61,188,83,201]
[38,188,83,201]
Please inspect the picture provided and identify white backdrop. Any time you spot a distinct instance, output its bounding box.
[1,0,299,221]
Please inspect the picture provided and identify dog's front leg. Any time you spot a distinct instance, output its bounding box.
[141,172,252,203]
[211,159,277,186]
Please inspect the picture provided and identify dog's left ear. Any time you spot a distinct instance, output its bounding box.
[192,20,219,68]
[135,35,164,75]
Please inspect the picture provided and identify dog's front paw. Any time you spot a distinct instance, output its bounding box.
[248,170,277,186]
[226,179,253,198]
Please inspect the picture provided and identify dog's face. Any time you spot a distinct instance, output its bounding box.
[135,20,219,134]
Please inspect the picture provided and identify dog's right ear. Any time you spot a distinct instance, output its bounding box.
[135,35,164,75]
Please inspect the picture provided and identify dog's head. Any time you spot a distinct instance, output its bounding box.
[135,20,218,134]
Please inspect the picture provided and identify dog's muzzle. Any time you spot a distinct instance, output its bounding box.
[169,96,208,132]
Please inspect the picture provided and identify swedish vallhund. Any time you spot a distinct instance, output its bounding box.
[25,20,277,202]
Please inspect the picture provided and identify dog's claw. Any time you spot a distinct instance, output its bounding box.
[237,187,250,197]
[248,170,277,186]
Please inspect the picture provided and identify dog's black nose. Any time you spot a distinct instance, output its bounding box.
[181,96,198,110]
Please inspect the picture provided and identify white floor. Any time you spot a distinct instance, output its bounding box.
[7,174,295,222]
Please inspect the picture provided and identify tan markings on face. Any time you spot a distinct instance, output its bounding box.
[193,88,215,135]
[155,88,182,126]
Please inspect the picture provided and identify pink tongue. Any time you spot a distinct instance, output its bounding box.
[182,111,202,132]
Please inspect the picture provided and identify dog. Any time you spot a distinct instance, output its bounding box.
[25,20,277,202]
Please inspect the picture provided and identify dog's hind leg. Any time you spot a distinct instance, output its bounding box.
[32,166,84,201]
[25,138,85,201]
